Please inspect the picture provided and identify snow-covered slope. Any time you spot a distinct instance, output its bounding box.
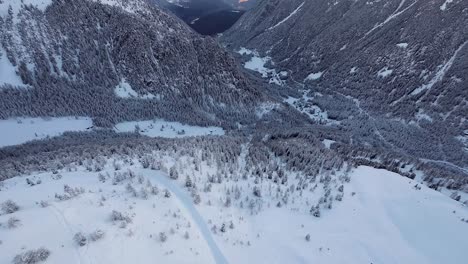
[1,164,466,264]
[0,47,27,88]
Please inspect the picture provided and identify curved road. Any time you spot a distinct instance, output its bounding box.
[143,170,228,264]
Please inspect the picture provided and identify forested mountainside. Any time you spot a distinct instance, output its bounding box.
[0,0,265,128]
[223,0,468,184]
[0,1,468,263]
[224,0,467,125]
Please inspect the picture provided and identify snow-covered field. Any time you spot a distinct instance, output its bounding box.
[114,78,157,100]
[237,48,285,86]
[114,120,224,138]
[0,169,217,264]
[0,117,93,148]
[1,164,466,264]
[304,71,323,81]
[0,117,224,148]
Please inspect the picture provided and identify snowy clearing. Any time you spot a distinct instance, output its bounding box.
[114,78,157,100]
[322,139,336,149]
[440,0,453,11]
[397,43,409,48]
[0,169,218,264]
[0,117,93,148]
[304,71,323,81]
[237,48,285,86]
[0,47,28,88]
[90,0,149,14]
[219,166,468,264]
[0,165,467,264]
[377,67,393,78]
[114,120,224,138]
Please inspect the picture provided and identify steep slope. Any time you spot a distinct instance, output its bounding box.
[223,0,468,181]
[0,0,264,127]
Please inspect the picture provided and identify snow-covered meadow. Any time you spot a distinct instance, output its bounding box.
[237,48,285,86]
[114,120,225,138]
[0,116,225,149]
[0,117,93,148]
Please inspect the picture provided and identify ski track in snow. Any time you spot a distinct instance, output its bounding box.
[50,205,85,264]
[268,2,305,30]
[142,171,228,264]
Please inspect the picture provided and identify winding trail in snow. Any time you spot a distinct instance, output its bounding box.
[49,205,85,264]
[142,170,229,264]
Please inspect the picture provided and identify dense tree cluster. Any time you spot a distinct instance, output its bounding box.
[13,248,50,264]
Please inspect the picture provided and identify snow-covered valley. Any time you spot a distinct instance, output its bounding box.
[1,0,467,263]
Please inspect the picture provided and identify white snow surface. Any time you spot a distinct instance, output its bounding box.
[0,165,467,264]
[397,42,409,48]
[322,139,336,149]
[0,0,52,17]
[114,79,138,98]
[114,119,224,138]
[377,67,393,78]
[237,48,285,86]
[114,78,157,99]
[226,166,468,264]
[244,56,270,77]
[0,47,27,88]
[0,117,93,148]
[90,0,149,14]
[305,71,323,81]
[440,0,453,11]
